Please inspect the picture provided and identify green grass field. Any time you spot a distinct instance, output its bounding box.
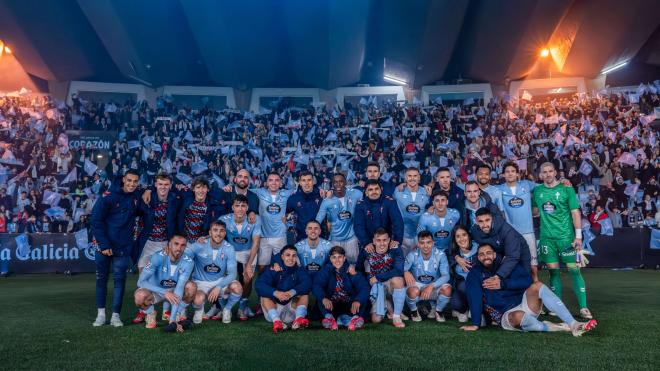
[1,269,659,370]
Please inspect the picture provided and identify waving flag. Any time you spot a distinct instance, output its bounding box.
[578,161,593,176]
[617,152,637,166]
[544,114,559,125]
[651,229,660,250]
[191,161,207,174]
[84,159,98,176]
[521,90,533,101]
[176,173,192,185]
[62,167,77,184]
[600,218,614,236]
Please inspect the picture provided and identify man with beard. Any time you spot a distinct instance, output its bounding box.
[220,169,259,223]
[134,235,196,332]
[188,221,242,324]
[354,180,404,252]
[470,208,531,280]
[429,167,464,209]
[462,244,596,337]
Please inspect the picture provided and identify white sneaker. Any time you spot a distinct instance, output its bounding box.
[400,313,409,321]
[457,312,468,323]
[451,310,460,318]
[92,314,106,327]
[427,307,437,319]
[193,309,204,324]
[222,308,232,324]
[435,313,446,322]
[110,314,124,327]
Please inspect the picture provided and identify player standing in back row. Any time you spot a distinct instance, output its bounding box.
[532,162,592,320]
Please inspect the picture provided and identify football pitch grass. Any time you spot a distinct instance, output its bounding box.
[1,269,659,370]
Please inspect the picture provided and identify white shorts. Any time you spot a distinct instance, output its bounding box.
[151,291,166,304]
[332,237,359,263]
[402,238,417,258]
[522,233,538,266]
[235,250,253,265]
[501,291,540,331]
[411,281,450,301]
[138,240,168,268]
[264,302,296,324]
[194,279,230,299]
[258,237,287,266]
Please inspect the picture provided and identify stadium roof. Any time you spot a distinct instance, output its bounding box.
[1,0,659,89]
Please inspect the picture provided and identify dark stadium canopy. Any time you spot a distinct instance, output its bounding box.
[1,0,659,89]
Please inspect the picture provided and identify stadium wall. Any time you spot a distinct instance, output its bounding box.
[421,83,493,105]
[509,77,587,98]
[249,88,320,113]
[334,86,406,108]
[159,86,236,109]
[67,81,150,106]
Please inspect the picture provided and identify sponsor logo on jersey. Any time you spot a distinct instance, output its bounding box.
[267,203,281,214]
[508,197,524,208]
[542,201,556,214]
[306,262,321,271]
[434,230,450,239]
[233,236,248,244]
[160,279,177,288]
[204,263,220,273]
[418,274,434,284]
[338,210,352,220]
[406,204,421,214]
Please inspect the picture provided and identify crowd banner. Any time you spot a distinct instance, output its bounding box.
[0,233,96,273]
[66,130,117,150]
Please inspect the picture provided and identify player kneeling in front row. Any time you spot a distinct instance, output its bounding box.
[256,245,312,333]
[313,246,369,331]
[134,235,196,332]
[357,228,407,328]
[404,231,452,322]
[462,244,597,337]
[188,220,242,324]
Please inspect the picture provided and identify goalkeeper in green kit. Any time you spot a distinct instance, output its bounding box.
[532,162,592,320]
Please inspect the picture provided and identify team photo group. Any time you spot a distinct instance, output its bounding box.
[92,159,597,336]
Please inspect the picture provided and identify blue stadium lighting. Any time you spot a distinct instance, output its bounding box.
[600,60,628,75]
[383,74,408,85]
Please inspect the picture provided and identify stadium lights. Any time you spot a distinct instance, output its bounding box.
[4,46,11,54]
[383,74,408,86]
[600,60,628,75]
[540,48,550,58]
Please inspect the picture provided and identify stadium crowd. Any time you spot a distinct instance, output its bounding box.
[0,84,658,236]
[1,82,658,334]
